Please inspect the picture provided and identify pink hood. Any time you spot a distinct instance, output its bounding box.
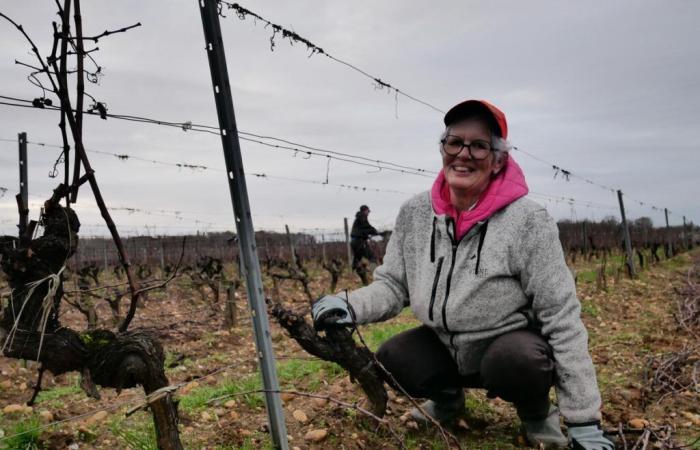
[431,156,529,240]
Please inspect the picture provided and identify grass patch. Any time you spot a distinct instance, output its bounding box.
[464,392,495,419]
[276,359,343,391]
[597,368,629,395]
[660,254,689,269]
[0,415,42,450]
[577,269,597,284]
[211,435,273,450]
[580,298,600,317]
[110,415,157,450]
[197,352,229,366]
[360,319,419,351]
[179,374,263,412]
[34,377,81,406]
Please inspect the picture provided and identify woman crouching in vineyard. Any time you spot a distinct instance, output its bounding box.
[312,100,614,449]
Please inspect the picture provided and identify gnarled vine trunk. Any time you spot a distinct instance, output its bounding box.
[0,189,182,450]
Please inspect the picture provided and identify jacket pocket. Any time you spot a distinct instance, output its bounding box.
[428,257,444,321]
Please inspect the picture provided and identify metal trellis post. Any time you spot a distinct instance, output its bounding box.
[617,190,636,277]
[17,132,28,236]
[664,208,673,257]
[344,217,352,271]
[198,2,288,448]
[285,224,298,268]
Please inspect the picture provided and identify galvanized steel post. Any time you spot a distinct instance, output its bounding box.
[198,2,288,448]
[617,190,636,277]
[664,208,672,257]
[18,132,28,236]
[344,217,352,271]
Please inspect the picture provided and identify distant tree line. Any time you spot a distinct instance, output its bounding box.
[69,217,696,271]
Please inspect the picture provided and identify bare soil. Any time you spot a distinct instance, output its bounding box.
[1,249,699,449]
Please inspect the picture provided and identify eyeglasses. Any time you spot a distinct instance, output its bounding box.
[440,135,493,160]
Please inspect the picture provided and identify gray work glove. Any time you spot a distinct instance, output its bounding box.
[311,295,354,331]
[568,423,614,450]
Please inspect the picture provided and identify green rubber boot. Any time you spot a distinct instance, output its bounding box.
[409,389,465,424]
[520,404,569,449]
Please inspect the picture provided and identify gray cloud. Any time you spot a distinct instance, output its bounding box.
[1,0,698,237]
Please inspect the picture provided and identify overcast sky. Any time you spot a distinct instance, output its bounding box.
[1,1,698,238]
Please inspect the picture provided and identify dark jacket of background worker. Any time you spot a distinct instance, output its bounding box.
[350,205,378,268]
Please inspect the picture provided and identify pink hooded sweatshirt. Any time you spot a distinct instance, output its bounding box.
[431,155,529,240]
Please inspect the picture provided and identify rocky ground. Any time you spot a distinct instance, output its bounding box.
[1,248,699,449]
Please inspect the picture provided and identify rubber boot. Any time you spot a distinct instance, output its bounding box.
[520,404,569,449]
[409,388,465,424]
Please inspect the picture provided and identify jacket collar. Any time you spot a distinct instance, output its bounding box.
[431,155,529,240]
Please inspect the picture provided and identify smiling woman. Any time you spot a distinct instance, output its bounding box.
[440,112,507,211]
[312,99,615,449]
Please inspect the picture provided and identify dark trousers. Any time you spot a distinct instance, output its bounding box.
[376,325,555,420]
[351,238,375,268]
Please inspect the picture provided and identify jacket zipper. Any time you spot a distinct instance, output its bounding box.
[441,241,458,332]
[428,256,444,321]
[439,218,488,332]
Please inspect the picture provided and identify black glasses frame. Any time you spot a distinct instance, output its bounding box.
[440,135,494,160]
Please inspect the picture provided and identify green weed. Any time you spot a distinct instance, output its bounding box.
[580,299,600,317]
[464,392,494,419]
[276,359,343,391]
[110,416,157,450]
[0,415,43,450]
[360,320,419,351]
[179,374,263,412]
[34,382,81,406]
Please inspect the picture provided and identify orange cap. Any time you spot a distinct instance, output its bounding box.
[443,99,508,140]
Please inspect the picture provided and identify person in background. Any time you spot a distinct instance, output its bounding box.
[312,100,614,449]
[350,205,379,269]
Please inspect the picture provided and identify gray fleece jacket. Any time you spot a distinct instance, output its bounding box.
[347,191,602,424]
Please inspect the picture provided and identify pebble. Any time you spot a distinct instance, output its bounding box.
[457,419,470,430]
[3,404,31,414]
[179,381,199,395]
[224,400,237,408]
[292,409,309,424]
[628,418,649,429]
[39,410,54,422]
[280,392,295,403]
[406,420,419,430]
[304,429,328,442]
[682,411,700,427]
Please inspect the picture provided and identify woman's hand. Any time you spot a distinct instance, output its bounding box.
[311,295,355,331]
[568,424,614,450]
